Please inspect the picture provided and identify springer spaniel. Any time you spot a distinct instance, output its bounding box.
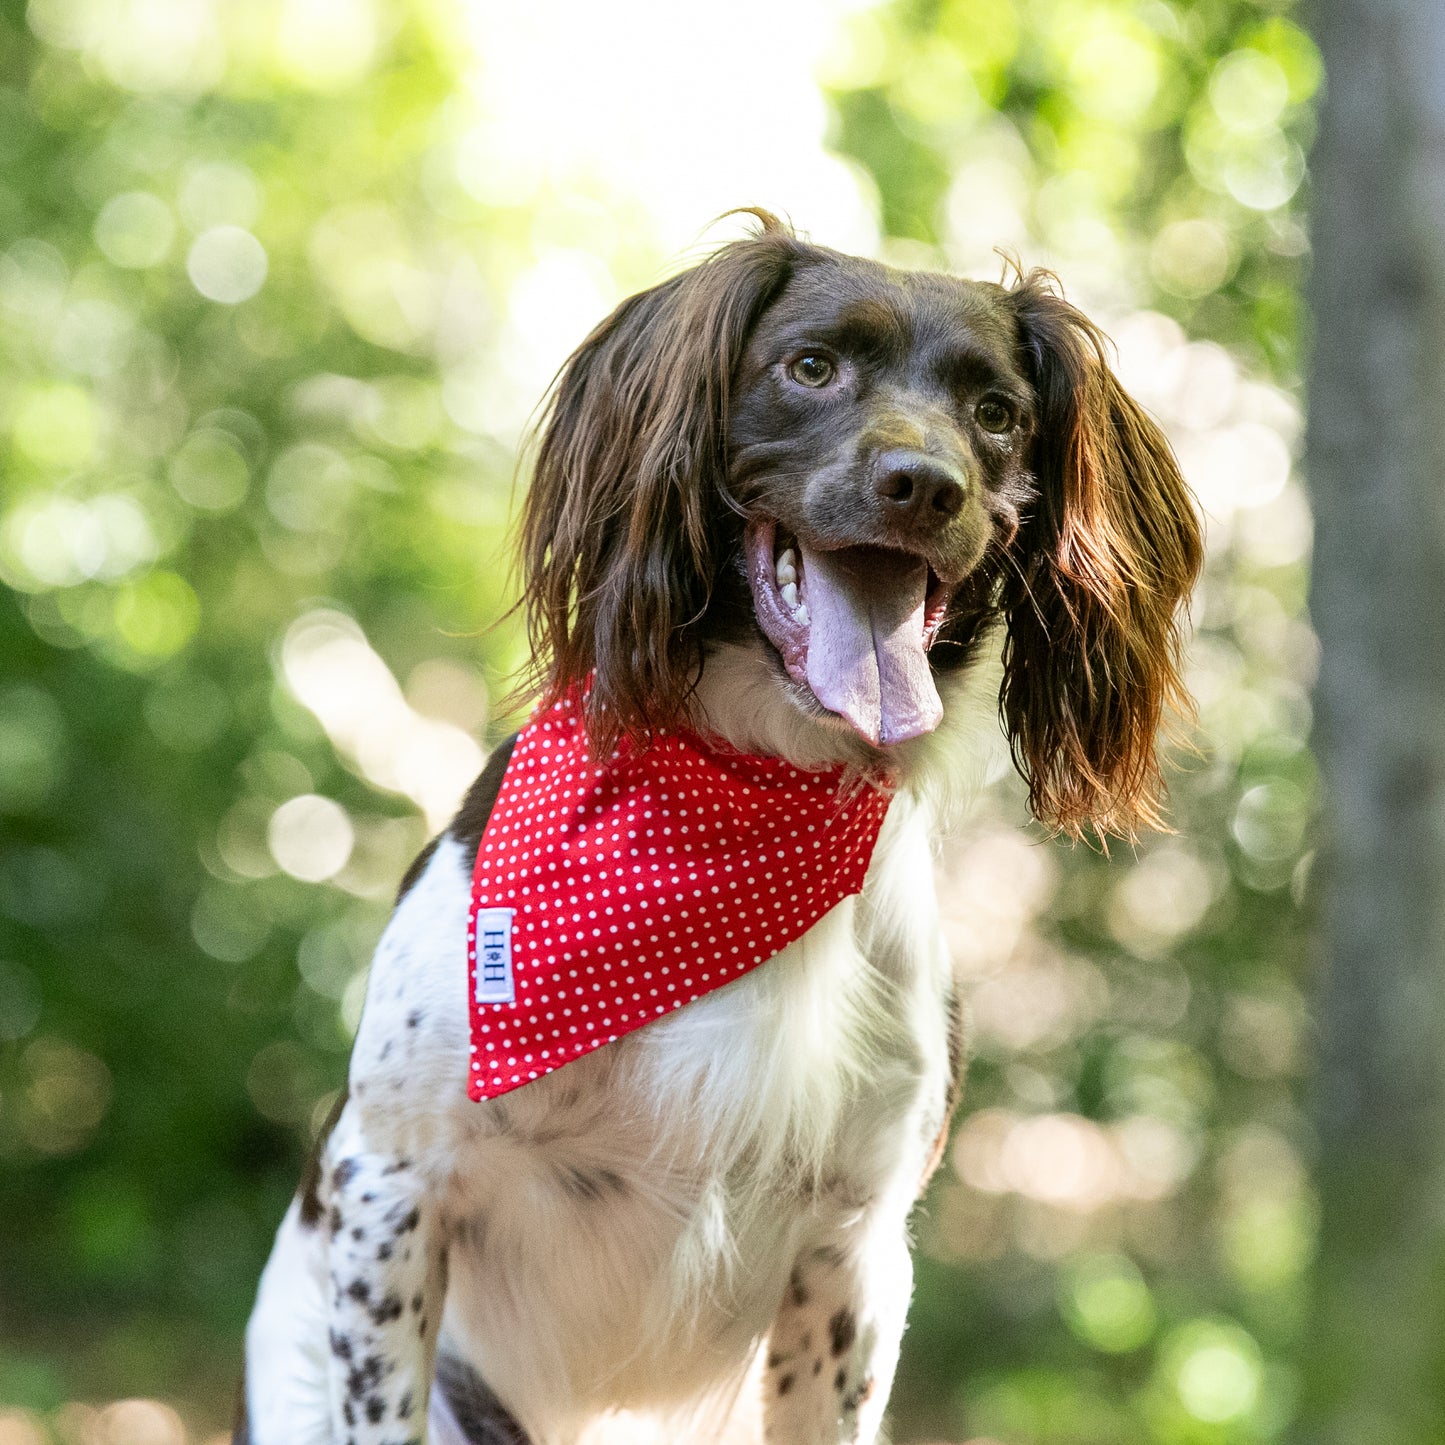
[238,211,1201,1445]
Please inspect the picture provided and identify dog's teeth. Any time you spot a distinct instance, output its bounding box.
[795,603,809,626]
[776,549,797,586]
[781,581,799,610]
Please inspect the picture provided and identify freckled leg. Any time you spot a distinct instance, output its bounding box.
[763,1229,913,1445]
[325,1143,446,1445]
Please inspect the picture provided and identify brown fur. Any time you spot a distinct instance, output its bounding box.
[518,210,1200,838]
[297,1086,349,1229]
[520,211,802,757]
[1001,274,1202,837]
[447,733,519,860]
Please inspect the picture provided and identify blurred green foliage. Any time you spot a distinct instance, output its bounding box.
[0,0,1319,1439]
[0,0,530,1417]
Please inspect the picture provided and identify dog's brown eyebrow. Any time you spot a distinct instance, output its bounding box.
[930,337,1030,401]
[813,297,912,363]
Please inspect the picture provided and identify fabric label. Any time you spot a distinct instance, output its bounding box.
[472,906,516,1004]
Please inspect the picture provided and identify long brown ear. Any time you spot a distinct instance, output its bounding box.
[519,211,801,754]
[1002,272,1203,839]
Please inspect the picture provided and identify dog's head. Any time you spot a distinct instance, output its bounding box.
[520,212,1202,837]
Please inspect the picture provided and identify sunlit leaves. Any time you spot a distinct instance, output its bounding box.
[266,793,355,882]
[1061,1254,1158,1354]
[0,0,516,1411]
[824,0,1320,367]
[111,568,201,661]
[186,224,268,303]
[168,429,251,513]
[273,0,386,92]
[1151,218,1238,299]
[0,687,67,814]
[1054,10,1165,127]
[1157,1318,1267,1427]
[10,382,98,470]
[93,190,176,268]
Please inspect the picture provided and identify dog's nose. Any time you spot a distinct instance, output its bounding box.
[872,450,967,522]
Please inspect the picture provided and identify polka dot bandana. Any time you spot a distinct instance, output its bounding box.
[466,692,894,1100]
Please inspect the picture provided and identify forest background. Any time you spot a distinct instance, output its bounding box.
[0,0,1329,1441]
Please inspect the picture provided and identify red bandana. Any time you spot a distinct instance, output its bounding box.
[465,692,893,1100]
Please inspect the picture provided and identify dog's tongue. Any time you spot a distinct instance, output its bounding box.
[800,543,943,746]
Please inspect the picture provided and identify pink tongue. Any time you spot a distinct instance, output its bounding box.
[800,543,943,746]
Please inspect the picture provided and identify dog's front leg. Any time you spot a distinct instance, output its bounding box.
[323,1114,446,1444]
[762,1225,913,1445]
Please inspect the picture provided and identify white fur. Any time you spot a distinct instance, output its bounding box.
[244,638,1004,1445]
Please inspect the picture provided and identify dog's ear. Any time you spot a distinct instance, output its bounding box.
[1001,273,1203,839]
[520,212,799,754]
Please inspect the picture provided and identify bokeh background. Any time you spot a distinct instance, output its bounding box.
[0,0,1320,1441]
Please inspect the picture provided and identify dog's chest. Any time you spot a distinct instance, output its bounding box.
[346,797,951,1425]
[399,812,948,1416]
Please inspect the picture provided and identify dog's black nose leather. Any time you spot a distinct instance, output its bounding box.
[872,450,966,523]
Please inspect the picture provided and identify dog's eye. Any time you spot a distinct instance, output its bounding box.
[975,398,1015,433]
[788,355,835,388]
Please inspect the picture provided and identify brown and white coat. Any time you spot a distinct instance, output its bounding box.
[238,212,1201,1445]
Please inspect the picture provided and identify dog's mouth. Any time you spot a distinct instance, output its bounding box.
[743,518,956,748]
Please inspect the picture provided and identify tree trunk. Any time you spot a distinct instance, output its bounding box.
[1302,0,1445,1439]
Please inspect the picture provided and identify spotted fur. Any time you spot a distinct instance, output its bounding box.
[240,639,1000,1445]
[240,218,1198,1443]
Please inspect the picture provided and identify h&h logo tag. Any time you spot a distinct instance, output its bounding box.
[473,907,516,1005]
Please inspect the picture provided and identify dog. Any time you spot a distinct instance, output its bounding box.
[237,210,1201,1445]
